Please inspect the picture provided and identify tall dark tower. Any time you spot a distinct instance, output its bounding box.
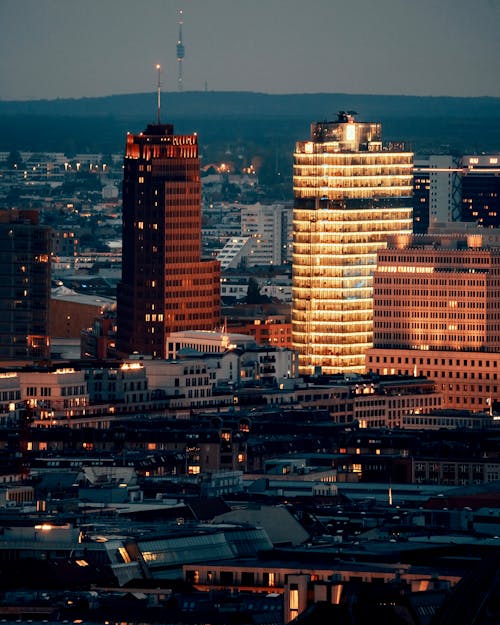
[0,210,51,361]
[176,9,185,91]
[116,72,220,358]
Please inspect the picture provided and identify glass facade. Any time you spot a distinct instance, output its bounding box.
[292,116,413,374]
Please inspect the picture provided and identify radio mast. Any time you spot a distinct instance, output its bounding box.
[176,9,185,91]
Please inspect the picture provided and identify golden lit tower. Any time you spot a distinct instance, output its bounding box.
[292,112,413,375]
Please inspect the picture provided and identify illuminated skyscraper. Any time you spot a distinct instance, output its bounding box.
[292,112,413,374]
[116,119,220,359]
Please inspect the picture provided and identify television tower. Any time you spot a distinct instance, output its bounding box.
[176,9,185,91]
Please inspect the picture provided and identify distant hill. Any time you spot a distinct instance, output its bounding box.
[0,91,499,156]
[1,91,499,120]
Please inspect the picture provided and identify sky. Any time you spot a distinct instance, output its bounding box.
[0,0,499,101]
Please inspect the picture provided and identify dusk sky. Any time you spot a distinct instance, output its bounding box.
[1,0,499,101]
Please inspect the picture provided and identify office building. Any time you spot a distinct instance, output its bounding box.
[0,210,51,362]
[413,155,462,233]
[240,202,290,267]
[412,154,500,232]
[19,367,89,426]
[366,227,500,411]
[462,154,500,227]
[292,112,413,374]
[116,121,220,358]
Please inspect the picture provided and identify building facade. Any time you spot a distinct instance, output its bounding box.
[462,154,500,227]
[412,153,500,233]
[292,113,413,374]
[367,229,500,411]
[117,122,220,359]
[0,210,51,362]
[19,367,89,426]
[412,155,462,233]
[240,202,290,267]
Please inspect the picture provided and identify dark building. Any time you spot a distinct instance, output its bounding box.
[461,155,500,227]
[117,122,220,358]
[0,209,51,361]
[412,154,500,232]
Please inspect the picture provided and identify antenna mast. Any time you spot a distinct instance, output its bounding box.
[156,64,161,124]
[176,9,185,91]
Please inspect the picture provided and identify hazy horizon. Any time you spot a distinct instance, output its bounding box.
[2,89,500,105]
[1,0,499,101]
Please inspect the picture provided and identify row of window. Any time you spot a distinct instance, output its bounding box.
[370,355,500,368]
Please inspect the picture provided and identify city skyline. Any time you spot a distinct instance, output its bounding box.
[1,0,499,101]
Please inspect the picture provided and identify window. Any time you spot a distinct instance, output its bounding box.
[241,571,254,586]
[289,584,299,620]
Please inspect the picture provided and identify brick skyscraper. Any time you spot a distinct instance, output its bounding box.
[117,122,220,359]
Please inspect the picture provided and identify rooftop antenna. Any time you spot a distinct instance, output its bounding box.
[156,64,162,124]
[177,9,185,91]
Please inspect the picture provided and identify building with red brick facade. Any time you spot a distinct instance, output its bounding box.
[366,228,500,411]
[117,122,220,358]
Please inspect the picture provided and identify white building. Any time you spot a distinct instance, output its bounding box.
[166,330,257,360]
[217,237,253,270]
[18,368,89,426]
[143,358,228,410]
[0,373,23,426]
[414,155,462,227]
[240,202,291,267]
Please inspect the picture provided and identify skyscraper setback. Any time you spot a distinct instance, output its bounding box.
[292,113,413,375]
[116,121,220,359]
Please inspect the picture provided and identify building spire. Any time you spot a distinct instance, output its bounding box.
[156,64,162,124]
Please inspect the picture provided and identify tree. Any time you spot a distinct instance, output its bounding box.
[245,277,262,304]
[245,276,271,304]
[5,149,23,169]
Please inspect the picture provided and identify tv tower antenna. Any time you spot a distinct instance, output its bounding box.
[156,64,162,124]
[176,9,185,91]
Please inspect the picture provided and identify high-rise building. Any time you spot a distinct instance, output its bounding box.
[0,210,51,361]
[461,154,500,227]
[412,155,462,233]
[292,112,413,375]
[366,226,500,411]
[116,122,220,359]
[240,202,291,267]
[412,154,500,232]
